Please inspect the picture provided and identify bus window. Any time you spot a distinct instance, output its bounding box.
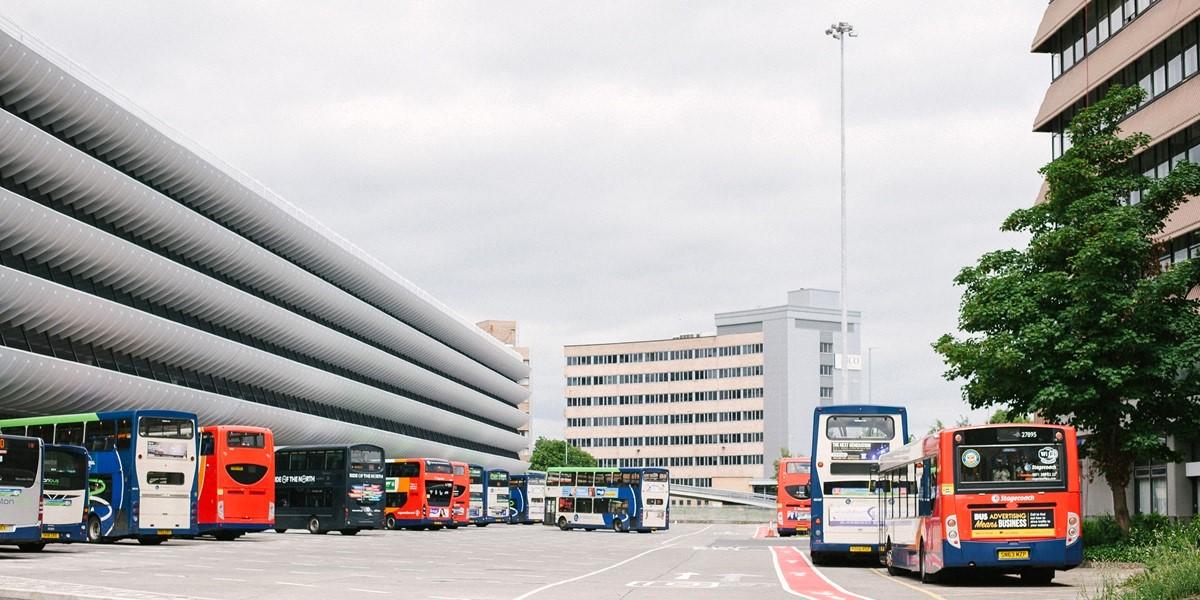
[226,464,268,485]
[147,472,185,485]
[826,416,894,440]
[115,418,132,449]
[387,462,420,478]
[785,462,810,475]
[139,417,193,439]
[0,426,24,436]
[426,461,453,475]
[558,497,574,512]
[28,424,53,444]
[350,448,382,472]
[427,482,452,506]
[0,440,38,487]
[55,421,84,446]
[324,450,345,470]
[228,431,265,448]
[85,420,116,452]
[287,452,306,471]
[44,449,87,491]
[200,432,215,456]
[577,472,593,486]
[387,492,409,507]
[593,498,610,513]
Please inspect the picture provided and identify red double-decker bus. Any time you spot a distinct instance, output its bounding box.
[198,426,274,540]
[449,461,470,528]
[775,456,812,537]
[876,424,1082,584]
[385,458,455,530]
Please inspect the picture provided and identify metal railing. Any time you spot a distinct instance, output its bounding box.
[671,484,776,508]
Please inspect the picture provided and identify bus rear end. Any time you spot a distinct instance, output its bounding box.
[0,435,43,549]
[423,459,454,528]
[941,425,1082,582]
[486,469,510,523]
[198,426,274,540]
[346,445,385,531]
[468,464,489,525]
[522,471,547,525]
[134,413,198,542]
[39,444,89,547]
[776,457,811,537]
[637,468,670,531]
[449,461,469,527]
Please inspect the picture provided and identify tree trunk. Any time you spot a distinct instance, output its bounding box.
[1106,466,1132,536]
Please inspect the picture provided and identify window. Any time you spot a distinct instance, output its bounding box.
[43,448,88,491]
[819,365,833,376]
[226,464,268,485]
[147,471,186,486]
[227,431,266,448]
[387,461,420,478]
[819,342,833,353]
[826,415,895,440]
[0,437,39,487]
[200,432,215,456]
[350,448,382,472]
[324,450,346,470]
[1134,463,1168,515]
[27,424,53,444]
[139,417,194,440]
[819,387,834,398]
[286,452,306,472]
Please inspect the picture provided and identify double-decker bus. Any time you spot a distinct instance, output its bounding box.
[508,471,546,524]
[810,405,908,563]
[544,467,670,533]
[876,424,1083,584]
[0,434,43,550]
[385,458,454,530]
[775,456,812,537]
[468,464,490,526]
[30,444,90,551]
[485,468,511,523]
[198,426,274,540]
[274,444,385,535]
[449,461,469,528]
[0,410,199,544]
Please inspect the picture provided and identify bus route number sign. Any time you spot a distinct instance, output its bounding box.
[971,509,1055,538]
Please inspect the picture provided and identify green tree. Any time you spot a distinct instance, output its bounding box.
[528,437,597,471]
[988,409,1030,424]
[772,447,792,478]
[934,85,1200,535]
[927,418,946,435]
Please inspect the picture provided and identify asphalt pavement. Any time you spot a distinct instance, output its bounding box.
[0,523,1134,600]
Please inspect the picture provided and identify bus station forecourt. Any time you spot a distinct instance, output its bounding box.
[0,405,1133,599]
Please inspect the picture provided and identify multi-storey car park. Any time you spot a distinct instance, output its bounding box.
[0,21,530,471]
[1032,0,1200,518]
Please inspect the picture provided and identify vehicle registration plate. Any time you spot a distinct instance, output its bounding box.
[156,529,173,535]
[41,532,60,539]
[998,549,1030,560]
[849,546,873,553]
[0,524,13,533]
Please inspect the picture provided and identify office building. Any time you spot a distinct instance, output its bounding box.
[1033,0,1200,516]
[564,289,861,492]
[0,22,530,470]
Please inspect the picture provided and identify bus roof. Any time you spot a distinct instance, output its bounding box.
[814,405,907,415]
[277,443,383,452]
[201,425,272,434]
[0,413,100,426]
[545,467,619,473]
[877,436,936,472]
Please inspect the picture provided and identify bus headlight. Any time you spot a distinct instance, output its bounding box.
[1067,512,1080,546]
[945,515,961,549]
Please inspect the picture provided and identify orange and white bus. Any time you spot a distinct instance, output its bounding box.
[876,424,1083,584]
[198,426,274,540]
[775,456,811,537]
[385,458,454,530]
[449,461,469,528]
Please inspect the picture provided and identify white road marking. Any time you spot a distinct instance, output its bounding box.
[211,577,245,583]
[870,568,947,600]
[512,543,678,599]
[658,523,714,545]
[273,581,314,587]
[348,589,387,595]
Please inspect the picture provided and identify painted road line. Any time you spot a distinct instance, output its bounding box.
[658,523,714,545]
[870,568,947,600]
[513,544,678,599]
[347,588,388,595]
[769,546,875,600]
[0,575,219,600]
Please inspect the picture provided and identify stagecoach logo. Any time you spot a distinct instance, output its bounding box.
[961,449,981,468]
[991,494,1036,503]
[1038,447,1059,465]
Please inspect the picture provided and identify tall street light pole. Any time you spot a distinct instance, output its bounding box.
[825,21,855,405]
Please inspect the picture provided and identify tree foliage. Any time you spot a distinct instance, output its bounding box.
[934,85,1200,534]
[772,447,792,479]
[988,408,1030,424]
[528,437,597,471]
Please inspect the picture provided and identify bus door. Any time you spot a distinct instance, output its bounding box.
[136,416,197,531]
[641,473,669,528]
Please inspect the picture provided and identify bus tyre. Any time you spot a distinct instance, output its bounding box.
[919,547,937,584]
[274,528,287,534]
[557,517,569,531]
[17,542,45,552]
[307,517,325,535]
[386,515,397,530]
[1021,568,1054,585]
[340,529,359,536]
[810,551,827,566]
[884,542,903,576]
[137,536,166,545]
[87,516,104,544]
[214,531,239,541]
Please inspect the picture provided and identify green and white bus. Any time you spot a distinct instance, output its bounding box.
[543,467,670,533]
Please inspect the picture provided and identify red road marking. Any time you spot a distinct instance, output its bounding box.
[769,546,875,600]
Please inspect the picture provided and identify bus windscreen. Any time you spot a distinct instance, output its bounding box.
[0,440,40,487]
[826,416,894,440]
[351,448,383,472]
[955,427,1067,491]
[43,448,87,491]
[427,481,453,506]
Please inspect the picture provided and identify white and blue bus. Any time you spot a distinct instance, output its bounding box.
[508,471,546,524]
[0,434,42,550]
[544,467,669,533]
[0,410,199,544]
[485,468,510,523]
[28,444,91,551]
[809,405,908,563]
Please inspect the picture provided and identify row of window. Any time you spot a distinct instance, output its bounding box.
[597,456,761,468]
[565,388,764,407]
[1159,228,1200,268]
[566,366,763,387]
[819,342,833,353]
[0,318,517,459]
[565,343,764,366]
[0,169,516,415]
[566,408,766,427]
[566,432,765,448]
[0,94,519,390]
[1050,17,1200,159]
[1047,0,1159,81]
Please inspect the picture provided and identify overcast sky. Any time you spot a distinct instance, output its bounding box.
[0,2,1050,439]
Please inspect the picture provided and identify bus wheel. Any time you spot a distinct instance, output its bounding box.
[307,517,325,535]
[340,529,359,536]
[87,516,104,543]
[557,517,569,531]
[810,551,827,566]
[1021,568,1054,585]
[214,531,239,541]
[386,515,397,530]
[17,542,46,552]
[137,536,166,545]
[274,528,287,534]
[476,523,489,528]
[430,524,443,531]
[612,520,627,533]
[885,542,903,576]
[636,529,651,534]
[919,547,937,583]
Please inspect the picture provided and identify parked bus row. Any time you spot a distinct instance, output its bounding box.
[782,405,1083,586]
[0,410,672,551]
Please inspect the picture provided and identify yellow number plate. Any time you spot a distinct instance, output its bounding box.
[849,545,873,553]
[41,532,60,539]
[0,524,13,533]
[156,530,173,536]
[998,550,1030,560]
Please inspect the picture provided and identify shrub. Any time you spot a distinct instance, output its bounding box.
[1082,516,1124,548]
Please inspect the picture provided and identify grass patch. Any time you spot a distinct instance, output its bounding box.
[1085,516,1200,599]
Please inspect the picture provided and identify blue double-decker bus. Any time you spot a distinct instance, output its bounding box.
[508,471,546,524]
[0,410,199,544]
[544,467,670,533]
[809,404,908,563]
